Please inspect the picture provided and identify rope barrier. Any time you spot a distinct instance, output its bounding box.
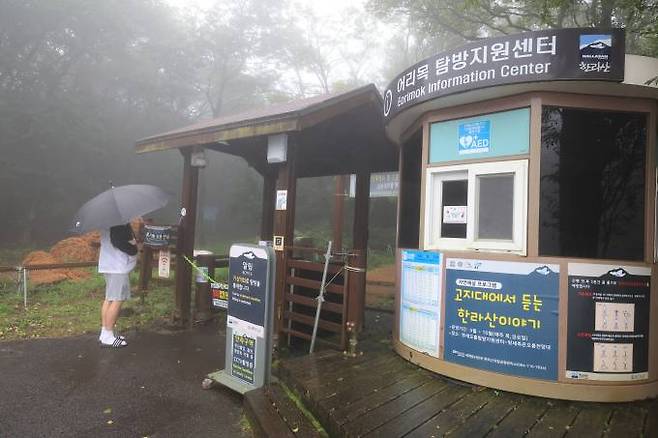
[182,255,222,284]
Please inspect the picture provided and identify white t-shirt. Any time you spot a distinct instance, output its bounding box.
[98,229,137,274]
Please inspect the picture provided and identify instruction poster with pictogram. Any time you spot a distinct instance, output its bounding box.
[566,263,650,381]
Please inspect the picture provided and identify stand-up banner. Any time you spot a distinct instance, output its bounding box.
[383,28,625,122]
[209,243,275,394]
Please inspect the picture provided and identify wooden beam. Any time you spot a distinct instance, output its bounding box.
[273,138,297,339]
[348,171,370,330]
[260,171,276,241]
[174,149,199,326]
[332,175,346,252]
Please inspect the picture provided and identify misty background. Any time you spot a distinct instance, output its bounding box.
[2,0,657,255]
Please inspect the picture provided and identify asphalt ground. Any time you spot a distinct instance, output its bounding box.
[0,316,249,438]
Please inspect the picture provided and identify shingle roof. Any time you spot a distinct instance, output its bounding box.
[136,84,383,153]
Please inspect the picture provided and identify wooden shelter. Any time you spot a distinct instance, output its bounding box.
[135,84,397,345]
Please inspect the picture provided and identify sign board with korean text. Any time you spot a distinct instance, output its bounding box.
[158,249,170,278]
[208,243,275,394]
[211,282,228,309]
[430,108,530,163]
[458,120,490,155]
[276,190,288,210]
[444,259,560,380]
[566,263,650,382]
[143,224,176,248]
[383,28,625,122]
[399,250,442,357]
[349,172,399,198]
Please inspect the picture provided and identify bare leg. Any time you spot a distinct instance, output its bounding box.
[105,300,124,331]
[101,300,111,328]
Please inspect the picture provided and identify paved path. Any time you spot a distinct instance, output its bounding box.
[0,318,249,437]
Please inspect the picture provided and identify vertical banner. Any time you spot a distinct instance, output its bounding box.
[566,264,650,381]
[444,259,559,380]
[399,250,442,357]
[209,243,275,394]
[158,249,170,279]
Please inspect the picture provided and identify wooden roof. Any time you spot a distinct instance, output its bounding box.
[135,84,398,177]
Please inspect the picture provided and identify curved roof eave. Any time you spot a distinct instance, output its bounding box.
[386,54,658,144]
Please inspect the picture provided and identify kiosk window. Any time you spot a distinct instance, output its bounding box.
[539,107,646,261]
[426,160,527,253]
[476,173,514,240]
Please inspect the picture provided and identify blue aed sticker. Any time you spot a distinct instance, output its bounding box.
[458,120,490,155]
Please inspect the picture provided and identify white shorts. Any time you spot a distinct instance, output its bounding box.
[104,273,131,301]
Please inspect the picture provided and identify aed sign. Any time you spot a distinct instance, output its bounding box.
[458,120,490,155]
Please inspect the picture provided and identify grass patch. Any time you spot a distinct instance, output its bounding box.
[279,381,329,437]
[0,269,175,341]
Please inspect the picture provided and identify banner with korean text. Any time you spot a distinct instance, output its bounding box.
[444,259,559,380]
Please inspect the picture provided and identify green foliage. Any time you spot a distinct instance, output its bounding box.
[367,0,658,70]
[0,270,175,341]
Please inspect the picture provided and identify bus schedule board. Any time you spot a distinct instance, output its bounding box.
[208,243,275,394]
[444,259,560,380]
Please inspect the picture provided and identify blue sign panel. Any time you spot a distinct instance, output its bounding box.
[458,120,490,155]
[444,259,559,380]
[430,107,529,163]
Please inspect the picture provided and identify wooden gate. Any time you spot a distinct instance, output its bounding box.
[281,247,351,350]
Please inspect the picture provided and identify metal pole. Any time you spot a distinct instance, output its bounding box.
[23,267,28,309]
[310,240,332,354]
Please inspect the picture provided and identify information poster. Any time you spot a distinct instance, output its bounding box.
[399,250,442,357]
[211,282,229,309]
[566,264,650,381]
[444,259,559,380]
[231,332,256,384]
[227,248,268,336]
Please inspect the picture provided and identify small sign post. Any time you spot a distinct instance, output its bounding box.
[207,243,276,394]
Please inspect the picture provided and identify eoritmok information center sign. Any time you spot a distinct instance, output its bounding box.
[383,28,625,121]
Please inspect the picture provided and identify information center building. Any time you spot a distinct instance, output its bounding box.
[386,28,658,401]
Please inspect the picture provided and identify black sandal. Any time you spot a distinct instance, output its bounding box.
[101,337,128,348]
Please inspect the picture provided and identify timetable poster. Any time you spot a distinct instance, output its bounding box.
[399,250,442,357]
[444,259,560,380]
[566,263,650,381]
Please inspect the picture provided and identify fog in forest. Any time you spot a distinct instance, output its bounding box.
[2,0,656,255]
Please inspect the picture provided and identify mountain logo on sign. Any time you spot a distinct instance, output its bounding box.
[534,266,554,276]
[608,268,628,278]
[579,34,612,60]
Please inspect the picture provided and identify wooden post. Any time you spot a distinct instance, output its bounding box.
[138,219,154,292]
[332,175,346,253]
[273,139,296,339]
[348,171,370,331]
[260,171,276,242]
[174,148,199,326]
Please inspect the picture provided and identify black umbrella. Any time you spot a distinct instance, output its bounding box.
[72,184,170,233]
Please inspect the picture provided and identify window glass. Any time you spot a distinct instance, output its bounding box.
[539,107,646,260]
[477,174,514,240]
[441,179,468,238]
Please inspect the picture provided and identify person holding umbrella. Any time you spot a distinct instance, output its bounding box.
[72,184,169,348]
[98,223,138,347]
